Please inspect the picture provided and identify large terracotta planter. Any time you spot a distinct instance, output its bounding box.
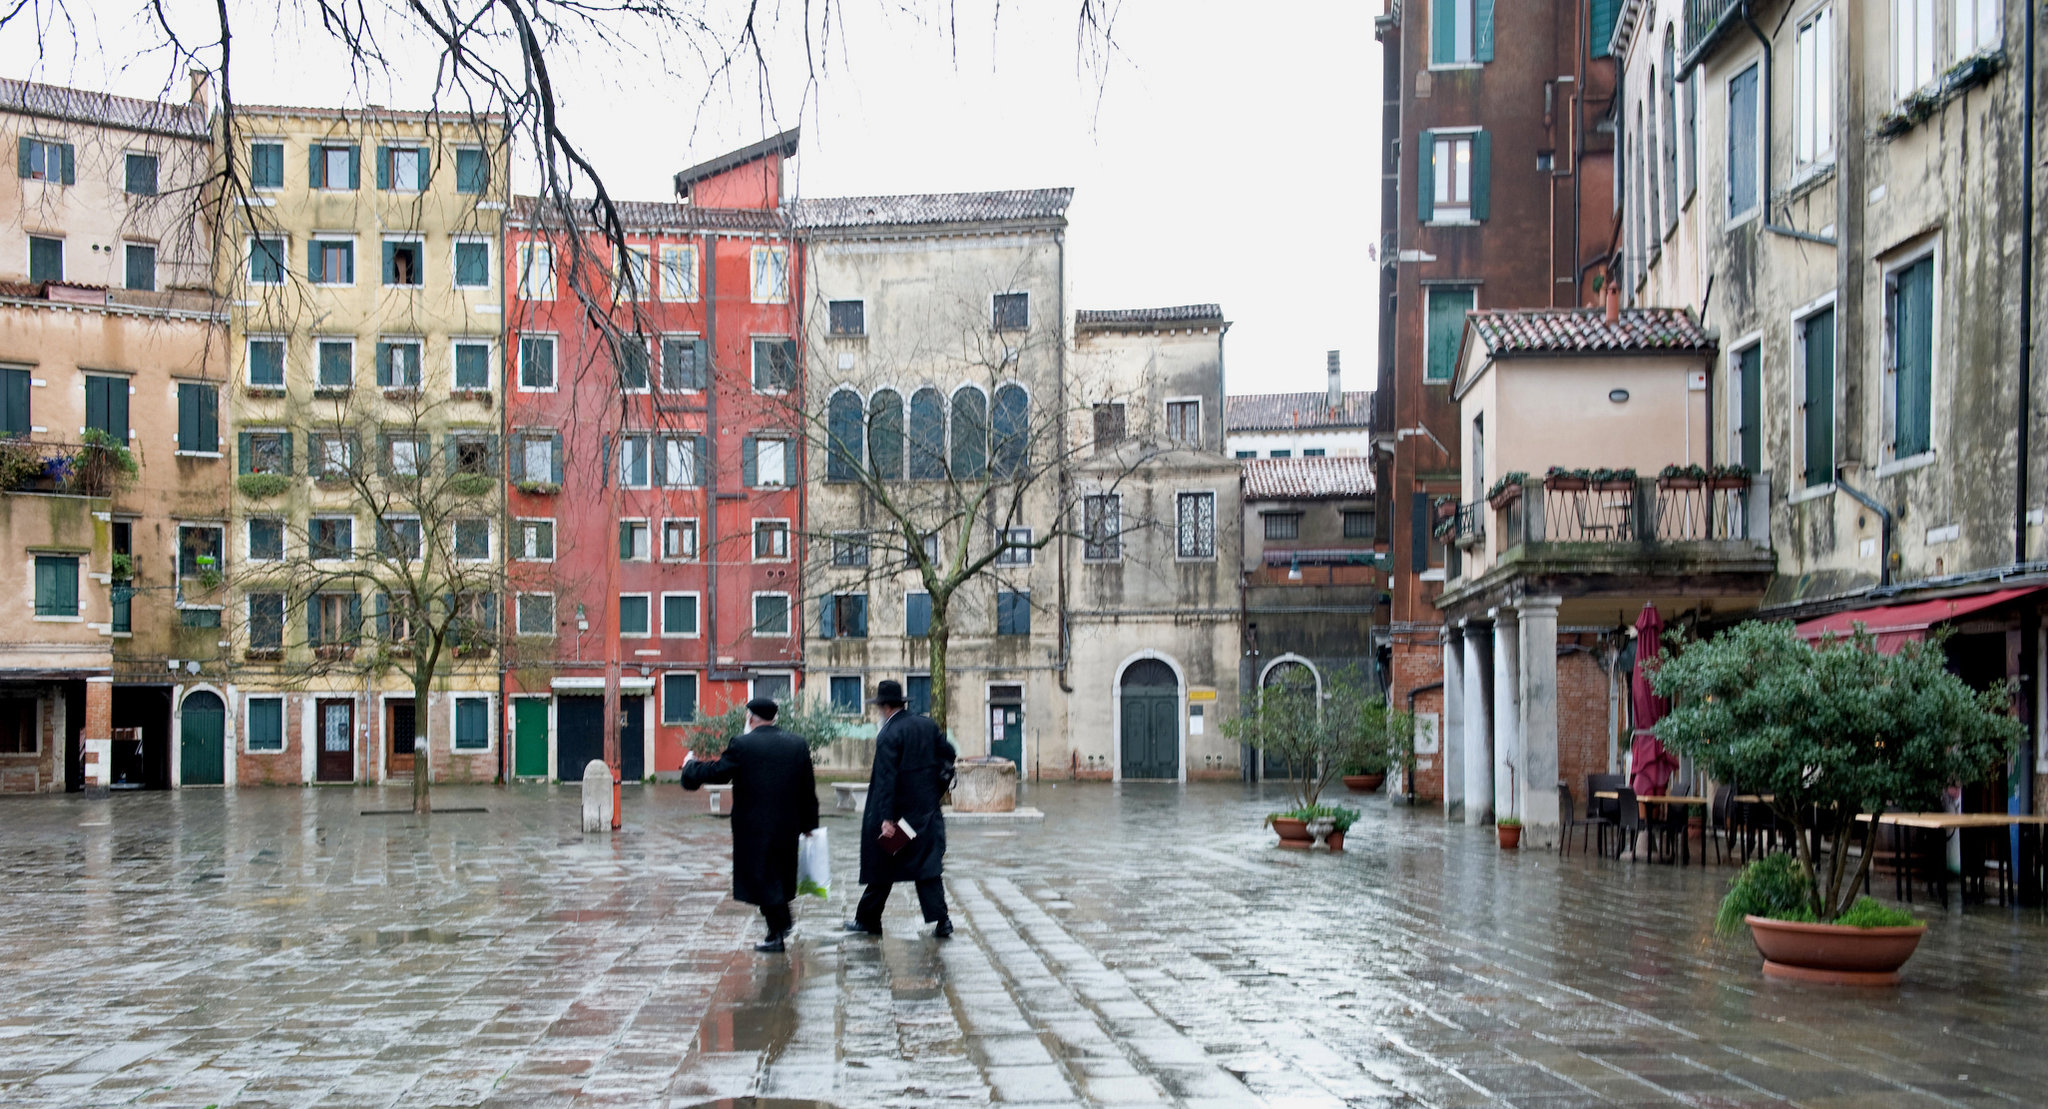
[1342,774,1385,793]
[1271,817,1314,849]
[1745,915,1928,986]
[1497,824,1521,850]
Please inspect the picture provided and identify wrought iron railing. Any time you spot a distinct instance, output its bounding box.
[1452,502,1486,549]
[0,437,125,496]
[1452,473,1773,583]
[1682,0,1744,69]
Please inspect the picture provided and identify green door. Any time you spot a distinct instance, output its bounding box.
[1119,660,1179,780]
[179,691,225,786]
[513,699,549,778]
[991,701,1022,765]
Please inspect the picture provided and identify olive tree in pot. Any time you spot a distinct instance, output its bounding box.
[1226,668,1402,847]
[1654,622,2021,984]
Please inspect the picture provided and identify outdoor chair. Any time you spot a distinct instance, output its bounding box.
[1558,783,1614,857]
[1709,785,1733,864]
[1613,787,1645,861]
[1587,773,1624,840]
[1647,796,1689,864]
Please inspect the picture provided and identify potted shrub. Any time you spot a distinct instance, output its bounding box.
[1716,852,1926,985]
[1325,806,1359,851]
[1544,465,1590,492]
[1496,815,1522,850]
[1227,667,1394,847]
[1655,622,2021,985]
[237,472,291,499]
[1657,463,1708,490]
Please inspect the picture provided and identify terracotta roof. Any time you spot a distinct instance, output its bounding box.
[792,188,1072,230]
[1471,308,1714,356]
[672,128,800,196]
[0,78,208,141]
[1225,391,1374,431]
[1241,456,1376,501]
[1076,304,1224,329]
[233,103,506,125]
[508,195,786,233]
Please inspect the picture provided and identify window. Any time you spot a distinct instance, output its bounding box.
[751,245,790,303]
[920,533,942,568]
[1166,400,1201,444]
[991,384,1028,478]
[317,340,353,389]
[384,435,425,477]
[0,697,37,753]
[754,519,790,560]
[455,147,489,194]
[952,387,988,479]
[454,518,490,560]
[1234,450,1254,459]
[33,555,77,617]
[746,437,794,487]
[310,143,359,190]
[518,519,555,560]
[17,137,74,183]
[829,300,866,336]
[176,383,217,455]
[176,523,223,593]
[617,434,650,487]
[1683,70,1699,200]
[996,590,1030,636]
[1083,495,1121,561]
[28,235,61,283]
[830,676,863,715]
[753,673,793,703]
[453,341,491,390]
[616,339,650,391]
[820,594,868,639]
[1798,305,1837,489]
[661,337,706,392]
[993,292,1029,331]
[1956,0,2001,56]
[995,528,1033,566]
[752,337,797,392]
[619,594,651,637]
[753,593,791,637]
[246,696,284,750]
[1093,403,1127,451]
[248,517,284,560]
[908,387,947,479]
[124,243,156,291]
[1426,132,1483,220]
[906,593,932,638]
[250,141,284,189]
[376,146,424,192]
[378,593,417,645]
[658,244,696,301]
[1641,98,1661,256]
[376,340,423,388]
[619,520,650,561]
[312,434,354,479]
[662,519,698,561]
[1887,255,1936,461]
[1343,510,1374,539]
[310,238,354,285]
[1895,0,1937,97]
[454,240,490,288]
[1177,492,1217,558]
[827,390,864,482]
[1303,448,1327,458]
[518,243,554,300]
[378,516,423,559]
[519,336,556,390]
[663,673,699,724]
[85,374,128,442]
[1424,287,1476,382]
[311,591,359,647]
[454,698,489,750]
[1271,449,1292,459]
[661,435,703,487]
[450,435,493,477]
[310,516,353,560]
[867,390,905,480]
[247,593,284,651]
[517,593,555,637]
[1795,9,1834,168]
[1265,513,1302,541]
[1732,343,1762,474]
[1728,63,1761,221]
[383,239,423,286]
[662,593,700,636]
[1431,0,1494,64]
[611,244,651,300]
[516,431,561,485]
[830,533,870,568]
[181,608,222,629]
[247,338,285,386]
[248,236,284,285]
[119,152,159,197]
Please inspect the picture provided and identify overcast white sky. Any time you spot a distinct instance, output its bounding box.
[4,0,1380,397]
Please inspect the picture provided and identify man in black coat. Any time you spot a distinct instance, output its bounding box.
[843,680,956,938]
[682,698,819,953]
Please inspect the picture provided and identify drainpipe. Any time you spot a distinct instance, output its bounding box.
[703,230,719,711]
[1056,228,1073,698]
[2017,0,2036,565]
[1835,471,1893,589]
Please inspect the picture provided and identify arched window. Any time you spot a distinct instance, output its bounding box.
[868,389,904,480]
[908,387,946,480]
[826,389,864,482]
[950,386,987,480]
[990,383,1028,479]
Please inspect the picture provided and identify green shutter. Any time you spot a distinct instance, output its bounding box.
[1590,0,1621,58]
[741,437,757,487]
[58,143,73,185]
[307,592,322,644]
[1418,129,1436,223]
[1803,308,1836,488]
[376,146,391,190]
[280,432,293,474]
[2,368,30,434]
[1893,258,1934,458]
[347,594,362,643]
[784,439,799,486]
[347,145,360,189]
[16,137,29,178]
[550,432,563,483]
[1471,131,1492,220]
[692,436,708,487]
[308,144,323,188]
[1432,0,1455,64]
[382,241,396,285]
[600,433,611,489]
[177,385,197,451]
[237,432,254,474]
[849,595,867,637]
[375,592,391,639]
[1475,0,1494,61]
[619,520,633,559]
[819,597,836,640]
[1739,345,1762,473]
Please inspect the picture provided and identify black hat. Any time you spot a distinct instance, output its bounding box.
[745,697,779,721]
[868,679,906,706]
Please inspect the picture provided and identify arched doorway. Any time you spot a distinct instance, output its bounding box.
[179,691,225,786]
[1119,659,1179,780]
[1260,660,1318,781]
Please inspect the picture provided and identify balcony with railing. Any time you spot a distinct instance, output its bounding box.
[1681,0,1744,71]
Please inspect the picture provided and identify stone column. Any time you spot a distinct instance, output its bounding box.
[1491,606,1521,820]
[1441,625,1464,822]
[1461,620,1493,826]
[1517,596,1563,848]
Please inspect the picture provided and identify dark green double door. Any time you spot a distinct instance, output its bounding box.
[1120,660,1178,780]
[556,696,644,782]
[179,691,225,786]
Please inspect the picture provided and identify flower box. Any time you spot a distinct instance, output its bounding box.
[515,480,562,496]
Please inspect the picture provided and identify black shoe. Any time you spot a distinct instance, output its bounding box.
[754,935,787,953]
[840,920,881,935]
[932,919,954,939]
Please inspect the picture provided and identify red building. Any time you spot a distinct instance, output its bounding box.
[502,130,805,781]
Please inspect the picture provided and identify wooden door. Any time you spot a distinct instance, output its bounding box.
[1119,661,1179,780]
[989,699,1022,765]
[387,700,415,778]
[178,692,225,786]
[556,696,602,780]
[620,696,645,782]
[316,699,354,782]
[513,699,549,778]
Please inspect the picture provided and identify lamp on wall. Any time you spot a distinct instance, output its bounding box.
[575,603,589,632]
[1288,555,1303,581]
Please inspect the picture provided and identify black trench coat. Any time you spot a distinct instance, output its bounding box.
[683,725,819,906]
[859,709,955,885]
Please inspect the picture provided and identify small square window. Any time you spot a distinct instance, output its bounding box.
[517,520,555,560]
[662,594,699,636]
[378,516,423,559]
[454,241,490,288]
[455,148,489,194]
[1265,513,1301,541]
[753,594,791,637]
[663,673,699,724]
[1177,492,1217,558]
[377,341,423,388]
[518,244,554,300]
[517,593,555,637]
[33,555,78,617]
[823,594,868,639]
[310,517,354,560]
[754,520,790,560]
[316,145,355,190]
[311,239,354,285]
[659,245,697,301]
[1083,495,1121,561]
[752,338,797,392]
[246,696,284,750]
[384,240,423,286]
[386,147,424,191]
[249,142,284,190]
[906,593,932,638]
[248,338,285,386]
[994,528,1033,566]
[829,300,865,336]
[619,520,651,561]
[454,518,490,560]
[248,237,285,285]
[662,519,698,561]
[248,517,284,560]
[619,595,651,637]
[751,245,789,303]
[385,435,425,476]
[830,675,862,714]
[124,153,158,196]
[1165,400,1200,444]
[1343,510,1374,539]
[993,292,1029,331]
[317,340,354,389]
[1092,403,1126,451]
[996,590,1031,636]
[124,243,156,292]
[832,533,869,567]
[519,336,556,390]
[28,235,62,283]
[454,342,491,390]
[247,594,285,650]
[312,434,354,479]
[454,697,490,750]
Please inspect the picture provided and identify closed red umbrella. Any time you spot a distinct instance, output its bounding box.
[1629,603,1678,797]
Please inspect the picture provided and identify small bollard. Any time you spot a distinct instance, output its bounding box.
[582,760,614,832]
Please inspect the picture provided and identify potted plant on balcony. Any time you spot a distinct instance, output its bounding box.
[1590,466,1638,493]
[1708,462,1752,491]
[1544,466,1591,492]
[1657,463,1708,491]
[1654,622,2022,985]
[1487,472,1528,510]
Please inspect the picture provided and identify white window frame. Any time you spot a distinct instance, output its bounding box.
[517,332,558,393]
[378,337,424,389]
[1175,490,1218,561]
[516,592,556,638]
[519,432,558,485]
[751,338,795,395]
[750,244,790,304]
[1878,240,1941,474]
[663,671,700,724]
[450,694,494,754]
[660,435,698,486]
[1164,396,1203,444]
[1790,291,1841,500]
[377,513,424,560]
[660,591,702,638]
[314,337,354,391]
[1895,0,1938,99]
[244,695,286,754]
[515,518,556,562]
[245,515,286,562]
[620,517,652,562]
[1082,493,1122,563]
[246,235,287,286]
[1725,330,1764,466]
[310,235,356,287]
[310,514,355,562]
[311,433,354,479]
[751,671,796,704]
[751,592,793,638]
[658,243,698,302]
[615,336,653,395]
[617,242,652,301]
[753,518,791,562]
[385,434,426,478]
[1432,0,1479,67]
[1431,130,1477,222]
[316,145,353,192]
[384,146,425,193]
[452,517,492,562]
[245,334,287,388]
[1794,7,1835,170]
[248,139,285,191]
[1954,0,2002,58]
[382,234,425,288]
[451,339,494,393]
[517,242,555,301]
[618,592,653,638]
[618,435,651,487]
[753,437,790,486]
[451,235,492,289]
[661,517,699,562]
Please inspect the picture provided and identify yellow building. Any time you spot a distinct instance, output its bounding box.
[217,103,508,786]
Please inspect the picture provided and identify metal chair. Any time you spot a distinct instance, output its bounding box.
[1613,787,1644,861]
[1709,785,1733,864]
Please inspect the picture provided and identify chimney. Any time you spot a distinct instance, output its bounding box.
[1326,350,1341,411]
[188,68,211,112]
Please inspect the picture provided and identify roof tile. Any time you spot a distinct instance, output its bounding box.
[791,188,1072,229]
[1471,307,1713,355]
[1076,304,1223,328]
[0,78,208,141]
[1225,391,1374,432]
[1241,456,1376,500]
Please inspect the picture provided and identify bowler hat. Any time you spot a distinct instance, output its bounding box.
[868,679,906,706]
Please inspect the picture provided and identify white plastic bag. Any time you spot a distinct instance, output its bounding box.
[796,828,830,900]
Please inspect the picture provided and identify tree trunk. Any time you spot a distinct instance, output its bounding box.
[928,599,950,735]
[412,670,433,815]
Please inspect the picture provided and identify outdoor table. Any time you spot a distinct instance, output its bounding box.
[1593,793,1709,866]
[1855,813,2048,905]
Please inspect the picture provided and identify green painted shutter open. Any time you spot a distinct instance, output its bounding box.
[549,432,563,483]
[308,144,323,188]
[1431,0,1455,64]
[375,146,391,190]
[16,138,29,178]
[1738,345,1761,473]
[1892,257,1934,458]
[1425,288,1475,383]
[1,368,29,435]
[741,437,757,487]
[347,146,360,189]
[819,597,836,640]
[1803,307,1836,488]
[58,143,73,185]
[1475,0,1495,61]
[1418,129,1436,223]
[1590,0,1620,58]
[1470,131,1492,220]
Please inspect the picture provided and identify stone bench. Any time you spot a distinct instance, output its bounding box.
[702,783,733,815]
[834,782,869,812]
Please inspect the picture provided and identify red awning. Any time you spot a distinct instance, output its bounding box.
[1793,586,2042,653]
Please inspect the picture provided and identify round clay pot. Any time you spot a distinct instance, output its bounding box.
[1271,817,1314,849]
[1745,914,1928,986]
[1497,824,1521,850]
[1342,774,1386,793]
[1325,830,1345,852]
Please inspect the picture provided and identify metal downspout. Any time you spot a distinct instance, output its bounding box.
[1835,472,1894,589]
[703,231,719,705]
[2018,0,2036,565]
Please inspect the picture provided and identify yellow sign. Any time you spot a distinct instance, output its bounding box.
[1187,688,1218,702]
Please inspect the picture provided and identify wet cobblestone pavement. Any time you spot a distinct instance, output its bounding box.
[5,782,2048,1107]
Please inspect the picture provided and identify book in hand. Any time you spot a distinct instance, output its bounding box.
[878,817,918,855]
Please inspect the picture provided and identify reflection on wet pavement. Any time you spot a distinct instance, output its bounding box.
[5,781,2048,1106]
